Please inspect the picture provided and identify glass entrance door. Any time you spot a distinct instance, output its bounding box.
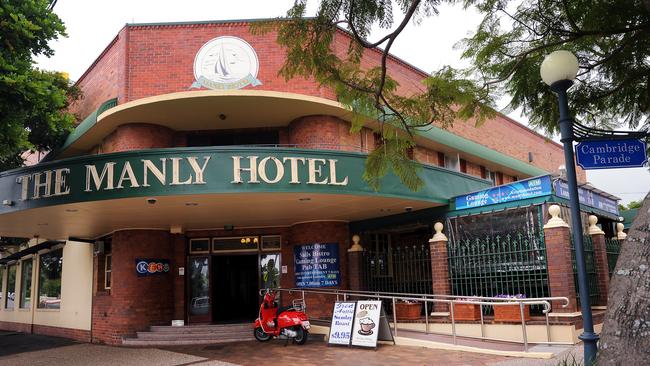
[188,256,210,323]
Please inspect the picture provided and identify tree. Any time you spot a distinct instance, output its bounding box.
[598,193,649,364]
[252,0,496,191]
[256,1,649,187]
[460,0,650,134]
[0,0,80,170]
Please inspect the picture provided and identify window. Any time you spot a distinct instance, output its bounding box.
[459,159,467,173]
[20,259,33,309]
[260,253,280,289]
[5,264,16,309]
[38,248,63,309]
[444,153,460,171]
[212,237,258,252]
[437,152,445,167]
[480,166,487,179]
[485,169,497,185]
[104,241,112,290]
[189,239,210,253]
[261,235,281,251]
[186,129,279,147]
[496,172,504,185]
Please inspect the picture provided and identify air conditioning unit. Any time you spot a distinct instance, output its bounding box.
[94,241,105,255]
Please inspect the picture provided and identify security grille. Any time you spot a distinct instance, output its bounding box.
[448,232,550,315]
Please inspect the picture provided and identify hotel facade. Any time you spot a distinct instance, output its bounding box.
[0,20,622,345]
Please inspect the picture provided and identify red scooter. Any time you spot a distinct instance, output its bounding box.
[254,289,310,345]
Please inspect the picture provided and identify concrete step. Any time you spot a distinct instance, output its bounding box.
[150,324,251,333]
[135,331,252,340]
[122,337,252,347]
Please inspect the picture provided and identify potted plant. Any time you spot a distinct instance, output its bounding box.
[395,300,422,320]
[493,294,530,322]
[453,297,482,321]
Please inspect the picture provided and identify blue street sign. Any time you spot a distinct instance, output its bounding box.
[575,139,648,170]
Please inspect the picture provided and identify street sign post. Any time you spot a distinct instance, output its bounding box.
[575,139,648,170]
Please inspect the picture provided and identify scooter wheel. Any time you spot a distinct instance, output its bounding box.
[293,327,308,345]
[254,327,272,342]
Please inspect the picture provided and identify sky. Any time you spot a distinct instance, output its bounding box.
[35,0,649,205]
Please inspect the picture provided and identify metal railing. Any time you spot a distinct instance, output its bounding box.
[274,287,570,352]
[571,235,599,303]
[605,237,621,278]
[447,233,550,315]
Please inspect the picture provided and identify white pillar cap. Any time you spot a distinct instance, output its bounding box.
[543,204,569,229]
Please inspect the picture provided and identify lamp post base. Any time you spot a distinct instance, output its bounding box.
[579,331,599,364]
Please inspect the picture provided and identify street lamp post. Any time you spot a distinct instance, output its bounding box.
[540,50,599,364]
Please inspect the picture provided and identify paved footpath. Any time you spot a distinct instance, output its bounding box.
[0,332,582,366]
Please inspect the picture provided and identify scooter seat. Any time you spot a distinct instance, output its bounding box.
[276,304,295,316]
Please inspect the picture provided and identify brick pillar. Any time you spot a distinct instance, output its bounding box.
[543,205,578,313]
[429,222,451,312]
[347,234,364,291]
[588,215,609,306]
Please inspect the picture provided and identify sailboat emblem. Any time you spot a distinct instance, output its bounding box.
[192,36,262,90]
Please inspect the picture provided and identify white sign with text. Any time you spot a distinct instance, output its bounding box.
[350,300,382,348]
[328,301,356,346]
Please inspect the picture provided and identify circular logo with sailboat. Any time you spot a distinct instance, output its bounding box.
[192,36,262,90]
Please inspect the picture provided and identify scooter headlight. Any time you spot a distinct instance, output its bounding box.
[301,320,311,329]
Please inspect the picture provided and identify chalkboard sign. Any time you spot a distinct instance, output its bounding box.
[328,301,356,346]
[294,243,340,288]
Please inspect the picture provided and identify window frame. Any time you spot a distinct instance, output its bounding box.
[37,247,64,310]
[5,263,17,310]
[19,257,33,309]
[189,238,211,254]
[261,235,282,251]
[104,253,112,290]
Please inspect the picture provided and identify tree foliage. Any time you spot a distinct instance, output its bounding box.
[0,0,79,170]
[252,0,496,190]
[257,0,649,189]
[460,0,650,134]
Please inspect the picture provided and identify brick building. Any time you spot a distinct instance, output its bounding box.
[0,20,621,345]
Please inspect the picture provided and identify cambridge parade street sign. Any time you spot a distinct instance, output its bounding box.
[575,139,648,170]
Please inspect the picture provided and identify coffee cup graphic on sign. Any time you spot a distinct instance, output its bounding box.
[358,317,376,335]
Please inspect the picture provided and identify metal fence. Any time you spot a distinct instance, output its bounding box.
[447,233,550,315]
[361,244,432,295]
[570,235,599,304]
[605,237,622,278]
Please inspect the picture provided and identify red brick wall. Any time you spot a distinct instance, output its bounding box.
[430,239,451,312]
[289,116,361,152]
[543,226,578,312]
[91,230,175,344]
[74,21,583,182]
[71,29,125,120]
[126,23,335,102]
[281,221,350,319]
[101,123,175,153]
[0,320,32,333]
[33,324,91,342]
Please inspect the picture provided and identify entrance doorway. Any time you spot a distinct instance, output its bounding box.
[211,255,259,323]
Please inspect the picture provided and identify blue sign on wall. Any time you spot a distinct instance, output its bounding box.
[575,139,648,170]
[455,176,552,210]
[294,243,340,288]
[553,180,619,215]
[135,258,170,277]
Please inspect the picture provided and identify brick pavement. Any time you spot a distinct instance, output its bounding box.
[165,340,512,366]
